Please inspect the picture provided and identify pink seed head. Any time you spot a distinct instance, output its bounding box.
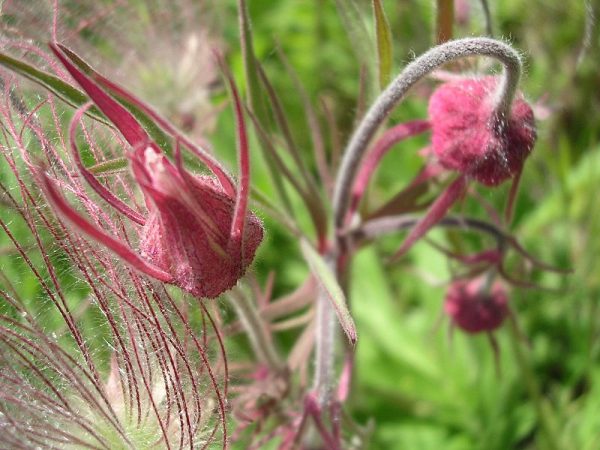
[136,147,263,299]
[428,76,536,186]
[444,277,509,334]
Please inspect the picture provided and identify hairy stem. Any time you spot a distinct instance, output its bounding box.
[333,37,522,228]
[230,289,282,371]
[313,269,337,404]
[350,214,509,248]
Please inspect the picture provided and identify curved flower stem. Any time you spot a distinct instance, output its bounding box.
[333,37,522,229]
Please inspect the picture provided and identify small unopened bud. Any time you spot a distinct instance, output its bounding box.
[444,277,509,334]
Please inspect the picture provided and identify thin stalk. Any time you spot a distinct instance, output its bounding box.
[349,214,509,247]
[230,289,282,371]
[479,0,494,36]
[508,319,561,450]
[436,0,454,44]
[313,262,338,404]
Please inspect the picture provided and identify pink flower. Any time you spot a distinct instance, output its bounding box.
[444,277,509,334]
[391,75,536,260]
[42,43,263,299]
[429,76,536,187]
[136,148,263,298]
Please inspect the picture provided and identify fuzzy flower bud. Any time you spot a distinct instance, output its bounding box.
[137,147,263,299]
[429,76,536,186]
[41,43,263,299]
[444,277,509,334]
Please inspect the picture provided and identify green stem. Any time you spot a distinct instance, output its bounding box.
[231,289,283,371]
[508,319,561,450]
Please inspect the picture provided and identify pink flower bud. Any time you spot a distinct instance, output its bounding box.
[137,148,263,299]
[428,76,536,186]
[444,277,509,334]
[44,43,263,299]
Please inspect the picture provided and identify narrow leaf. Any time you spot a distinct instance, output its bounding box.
[237,0,294,215]
[248,108,328,241]
[250,187,303,239]
[87,157,128,175]
[0,52,107,125]
[334,0,377,88]
[277,47,332,193]
[256,63,314,189]
[390,175,468,261]
[300,240,357,345]
[237,0,268,123]
[368,162,444,219]
[372,0,394,89]
[368,181,431,219]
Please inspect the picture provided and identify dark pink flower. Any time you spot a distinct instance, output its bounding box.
[135,148,263,298]
[390,76,536,260]
[42,43,263,299]
[428,76,536,187]
[444,277,509,334]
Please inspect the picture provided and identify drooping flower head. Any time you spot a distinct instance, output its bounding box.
[388,74,537,260]
[429,76,536,187]
[40,43,263,299]
[444,276,509,334]
[333,39,537,262]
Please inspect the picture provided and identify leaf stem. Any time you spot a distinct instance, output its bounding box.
[508,318,561,450]
[230,288,283,371]
[313,267,338,404]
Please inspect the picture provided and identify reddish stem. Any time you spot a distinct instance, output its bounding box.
[40,171,173,282]
[347,119,430,222]
[390,175,468,261]
[69,103,146,225]
[223,66,251,247]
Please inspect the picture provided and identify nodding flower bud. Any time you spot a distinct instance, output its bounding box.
[428,76,536,186]
[137,147,263,299]
[444,277,509,334]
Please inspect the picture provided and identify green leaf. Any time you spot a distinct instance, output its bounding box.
[87,157,129,175]
[237,0,294,216]
[237,0,267,123]
[334,0,377,92]
[0,52,108,125]
[372,0,394,89]
[300,239,357,345]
